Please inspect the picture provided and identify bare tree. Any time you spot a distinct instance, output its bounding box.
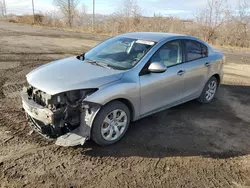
[116,0,142,32]
[238,0,250,18]
[119,0,141,18]
[232,0,250,47]
[196,0,230,43]
[53,0,80,27]
[81,3,88,15]
[75,3,91,26]
[237,0,250,33]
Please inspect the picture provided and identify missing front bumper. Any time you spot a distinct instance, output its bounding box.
[26,113,55,139]
[21,90,59,138]
[21,90,101,146]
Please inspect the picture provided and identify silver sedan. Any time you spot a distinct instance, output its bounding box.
[21,32,224,146]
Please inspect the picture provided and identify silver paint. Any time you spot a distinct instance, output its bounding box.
[26,57,123,95]
[148,62,167,73]
[23,32,224,145]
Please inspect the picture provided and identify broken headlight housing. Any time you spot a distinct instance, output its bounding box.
[64,88,98,107]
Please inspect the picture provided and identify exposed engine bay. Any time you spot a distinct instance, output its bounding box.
[21,85,100,146]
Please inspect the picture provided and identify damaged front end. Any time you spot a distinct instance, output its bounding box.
[21,85,101,146]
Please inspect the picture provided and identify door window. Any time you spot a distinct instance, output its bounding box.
[150,40,182,67]
[185,40,208,61]
[201,43,208,57]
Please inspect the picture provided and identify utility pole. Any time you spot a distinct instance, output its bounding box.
[3,0,7,17]
[92,0,95,30]
[32,0,35,23]
[68,0,72,28]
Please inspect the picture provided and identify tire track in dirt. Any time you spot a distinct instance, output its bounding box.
[0,76,7,98]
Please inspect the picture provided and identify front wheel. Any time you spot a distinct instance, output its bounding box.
[197,76,218,103]
[91,101,130,146]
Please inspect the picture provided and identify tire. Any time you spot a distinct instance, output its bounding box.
[91,101,131,146]
[197,76,218,104]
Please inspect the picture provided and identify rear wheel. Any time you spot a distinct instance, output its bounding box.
[197,76,218,103]
[91,101,130,146]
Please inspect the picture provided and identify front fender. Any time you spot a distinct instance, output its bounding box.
[84,80,140,121]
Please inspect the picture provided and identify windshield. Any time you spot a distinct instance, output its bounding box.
[84,37,156,70]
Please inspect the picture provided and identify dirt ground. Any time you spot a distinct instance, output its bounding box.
[0,22,250,188]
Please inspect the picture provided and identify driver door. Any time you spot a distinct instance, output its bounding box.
[139,40,185,116]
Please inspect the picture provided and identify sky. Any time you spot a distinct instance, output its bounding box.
[5,0,242,19]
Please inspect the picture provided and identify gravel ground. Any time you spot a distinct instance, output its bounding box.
[0,22,250,188]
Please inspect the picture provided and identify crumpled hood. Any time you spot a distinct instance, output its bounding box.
[26,57,123,95]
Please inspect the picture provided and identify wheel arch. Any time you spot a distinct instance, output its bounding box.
[212,74,221,85]
[104,98,135,122]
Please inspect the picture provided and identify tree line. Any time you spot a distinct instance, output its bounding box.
[2,0,250,48]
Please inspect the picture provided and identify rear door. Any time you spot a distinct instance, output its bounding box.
[181,40,210,101]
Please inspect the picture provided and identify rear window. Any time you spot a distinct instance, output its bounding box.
[185,40,208,61]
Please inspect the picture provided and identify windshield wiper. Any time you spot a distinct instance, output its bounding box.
[85,60,114,69]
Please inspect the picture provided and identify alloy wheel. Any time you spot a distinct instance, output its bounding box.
[205,80,217,101]
[101,109,128,141]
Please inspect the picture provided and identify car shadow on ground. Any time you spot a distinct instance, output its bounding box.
[80,84,250,159]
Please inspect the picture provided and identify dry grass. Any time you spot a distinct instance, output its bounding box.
[214,45,250,51]
[4,13,250,49]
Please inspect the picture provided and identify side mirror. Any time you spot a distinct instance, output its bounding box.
[77,53,85,61]
[148,62,167,73]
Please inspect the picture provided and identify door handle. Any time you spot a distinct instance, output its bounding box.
[177,70,185,76]
[205,62,211,67]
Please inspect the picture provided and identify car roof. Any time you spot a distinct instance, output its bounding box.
[119,32,187,42]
